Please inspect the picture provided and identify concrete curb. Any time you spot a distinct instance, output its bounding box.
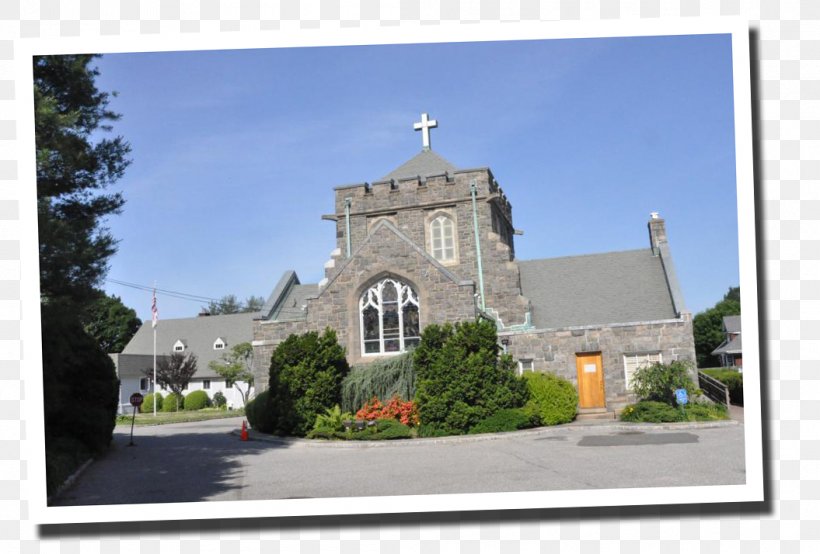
[232,418,739,449]
[47,457,94,505]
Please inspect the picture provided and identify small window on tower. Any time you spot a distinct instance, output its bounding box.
[430,215,456,262]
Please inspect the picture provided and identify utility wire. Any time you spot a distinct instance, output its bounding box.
[105,278,221,305]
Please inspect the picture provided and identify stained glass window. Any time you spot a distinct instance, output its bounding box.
[359,278,420,355]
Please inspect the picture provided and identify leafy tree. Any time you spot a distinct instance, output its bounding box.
[264,328,349,436]
[205,294,266,315]
[244,295,265,312]
[413,320,528,435]
[81,291,142,353]
[693,286,740,367]
[145,352,198,410]
[208,342,255,407]
[35,54,131,308]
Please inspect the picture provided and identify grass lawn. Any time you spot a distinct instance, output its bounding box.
[116,408,245,427]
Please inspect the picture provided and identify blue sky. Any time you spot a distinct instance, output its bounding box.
[93,34,739,322]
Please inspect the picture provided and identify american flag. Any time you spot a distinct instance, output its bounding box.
[151,289,158,329]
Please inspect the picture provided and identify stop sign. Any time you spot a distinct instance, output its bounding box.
[130,392,144,407]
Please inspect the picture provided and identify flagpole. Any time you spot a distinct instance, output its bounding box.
[152,284,158,417]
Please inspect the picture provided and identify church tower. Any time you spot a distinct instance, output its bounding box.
[321,113,531,330]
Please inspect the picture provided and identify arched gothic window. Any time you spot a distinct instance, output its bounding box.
[360,278,420,355]
[430,215,455,262]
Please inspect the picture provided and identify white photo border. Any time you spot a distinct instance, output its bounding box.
[16,17,762,525]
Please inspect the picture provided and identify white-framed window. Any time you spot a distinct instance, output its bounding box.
[360,278,420,356]
[139,377,149,391]
[430,215,455,262]
[213,338,226,350]
[203,380,211,390]
[623,352,662,390]
[173,339,185,352]
[518,359,534,375]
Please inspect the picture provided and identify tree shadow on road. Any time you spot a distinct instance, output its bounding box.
[50,427,289,506]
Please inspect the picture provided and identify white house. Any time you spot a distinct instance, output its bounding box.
[112,311,256,413]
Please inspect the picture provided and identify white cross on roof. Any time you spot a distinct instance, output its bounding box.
[413,113,438,151]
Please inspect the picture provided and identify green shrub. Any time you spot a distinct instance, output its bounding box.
[413,320,528,435]
[267,328,350,437]
[41,303,119,496]
[245,390,276,433]
[212,391,227,409]
[341,352,415,413]
[469,408,536,434]
[684,402,729,421]
[417,423,454,438]
[307,418,412,440]
[522,372,578,425]
[162,392,185,412]
[702,369,744,406]
[140,392,163,413]
[631,360,697,405]
[620,401,684,422]
[313,404,354,432]
[184,390,211,411]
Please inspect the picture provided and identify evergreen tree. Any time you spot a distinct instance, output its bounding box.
[35,55,131,307]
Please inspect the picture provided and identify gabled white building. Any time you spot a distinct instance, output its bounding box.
[112,311,256,413]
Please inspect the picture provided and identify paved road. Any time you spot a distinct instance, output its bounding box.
[52,417,746,505]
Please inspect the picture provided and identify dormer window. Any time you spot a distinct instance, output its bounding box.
[173,339,186,352]
[213,338,227,350]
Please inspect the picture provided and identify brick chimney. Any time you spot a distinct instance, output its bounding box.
[648,212,667,255]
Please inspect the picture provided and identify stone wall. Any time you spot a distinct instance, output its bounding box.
[501,316,696,405]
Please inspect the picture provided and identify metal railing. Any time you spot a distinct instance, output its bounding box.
[698,371,730,406]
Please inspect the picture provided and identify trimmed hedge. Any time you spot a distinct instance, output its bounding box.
[140,392,163,413]
[522,372,578,425]
[184,390,211,411]
[702,369,744,406]
[162,392,185,412]
[307,419,412,441]
[469,408,535,434]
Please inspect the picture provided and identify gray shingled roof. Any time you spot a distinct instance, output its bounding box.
[519,249,678,329]
[381,149,458,181]
[121,312,255,378]
[723,315,741,334]
[272,283,317,322]
[712,334,742,355]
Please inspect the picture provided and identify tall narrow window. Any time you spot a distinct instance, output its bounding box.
[360,278,420,355]
[430,215,455,262]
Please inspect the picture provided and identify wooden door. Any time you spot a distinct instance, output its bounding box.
[575,352,605,409]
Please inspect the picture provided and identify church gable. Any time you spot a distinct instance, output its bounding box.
[307,218,476,362]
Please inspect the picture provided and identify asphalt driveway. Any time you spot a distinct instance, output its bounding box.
[51,417,746,505]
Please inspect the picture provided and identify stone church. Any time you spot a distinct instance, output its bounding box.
[250,114,696,413]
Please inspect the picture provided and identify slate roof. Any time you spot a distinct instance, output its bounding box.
[518,249,678,329]
[723,315,742,334]
[121,312,256,378]
[271,283,317,322]
[380,149,458,181]
[712,334,742,355]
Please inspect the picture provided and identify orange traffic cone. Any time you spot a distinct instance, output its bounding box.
[240,420,249,441]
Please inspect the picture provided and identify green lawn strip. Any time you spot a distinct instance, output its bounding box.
[116,408,245,427]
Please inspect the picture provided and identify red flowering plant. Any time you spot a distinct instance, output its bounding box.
[356,395,420,427]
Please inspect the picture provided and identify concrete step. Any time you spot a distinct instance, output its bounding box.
[576,410,616,421]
